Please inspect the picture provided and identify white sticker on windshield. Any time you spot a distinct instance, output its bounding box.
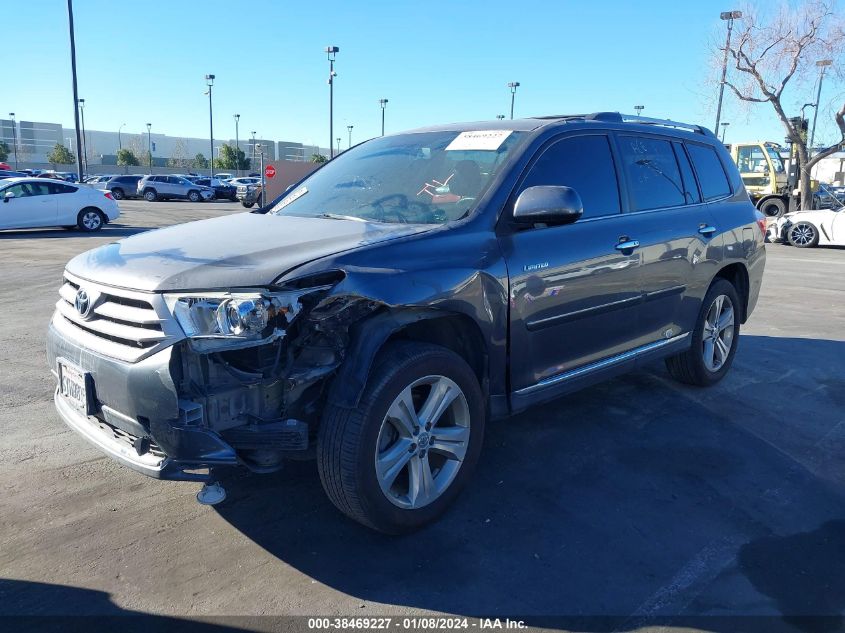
[445,130,512,151]
[276,186,308,210]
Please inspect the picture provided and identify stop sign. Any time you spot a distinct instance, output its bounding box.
[264,165,276,179]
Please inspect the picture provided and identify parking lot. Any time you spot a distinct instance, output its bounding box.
[1,200,844,630]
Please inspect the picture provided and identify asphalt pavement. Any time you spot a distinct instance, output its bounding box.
[1,199,843,632]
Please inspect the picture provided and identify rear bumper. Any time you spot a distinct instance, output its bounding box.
[47,320,239,481]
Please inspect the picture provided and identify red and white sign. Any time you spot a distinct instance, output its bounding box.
[264,165,276,179]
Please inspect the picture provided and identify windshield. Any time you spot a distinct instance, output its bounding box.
[270,130,525,224]
[765,145,786,173]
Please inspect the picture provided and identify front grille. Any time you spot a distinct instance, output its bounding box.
[54,272,183,362]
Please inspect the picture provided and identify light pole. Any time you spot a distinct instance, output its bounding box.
[205,74,215,177]
[715,10,742,133]
[379,98,388,136]
[256,143,265,207]
[496,114,505,120]
[809,59,833,153]
[8,113,18,169]
[635,105,645,117]
[251,131,256,172]
[336,137,341,155]
[146,123,152,172]
[507,81,520,120]
[118,123,125,150]
[77,98,87,174]
[347,125,354,149]
[66,0,84,180]
[326,46,339,157]
[234,114,240,175]
[720,122,730,142]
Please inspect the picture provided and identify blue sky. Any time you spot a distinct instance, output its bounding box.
[4,0,840,148]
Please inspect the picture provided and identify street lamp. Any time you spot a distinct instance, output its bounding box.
[507,81,520,120]
[233,114,240,174]
[379,98,388,136]
[635,105,645,117]
[66,0,84,180]
[251,131,257,171]
[256,143,265,207]
[347,125,354,149]
[715,10,742,133]
[326,46,339,157]
[118,123,126,150]
[205,74,215,177]
[8,112,18,169]
[146,123,152,172]
[77,98,87,174]
[720,121,730,142]
[336,137,341,155]
[809,59,833,152]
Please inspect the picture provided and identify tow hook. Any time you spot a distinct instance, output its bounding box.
[196,481,227,505]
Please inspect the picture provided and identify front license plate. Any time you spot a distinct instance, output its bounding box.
[58,359,90,414]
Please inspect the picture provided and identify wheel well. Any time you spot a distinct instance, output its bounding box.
[386,314,488,393]
[714,263,750,323]
[144,187,156,193]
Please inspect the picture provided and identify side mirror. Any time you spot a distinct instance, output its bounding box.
[3,191,14,203]
[513,186,583,225]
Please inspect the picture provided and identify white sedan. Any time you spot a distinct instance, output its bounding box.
[0,178,120,232]
[769,205,845,248]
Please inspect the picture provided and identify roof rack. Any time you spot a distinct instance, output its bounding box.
[532,112,714,136]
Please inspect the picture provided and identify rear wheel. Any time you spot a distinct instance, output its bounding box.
[318,341,485,534]
[143,189,157,202]
[787,221,819,248]
[77,208,105,232]
[188,190,201,202]
[111,188,125,200]
[665,278,740,387]
[241,201,254,208]
[759,197,786,217]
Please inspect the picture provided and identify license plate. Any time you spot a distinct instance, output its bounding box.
[58,359,90,414]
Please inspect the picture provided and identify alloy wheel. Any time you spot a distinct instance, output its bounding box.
[790,224,815,246]
[82,211,102,230]
[702,294,735,372]
[375,375,470,509]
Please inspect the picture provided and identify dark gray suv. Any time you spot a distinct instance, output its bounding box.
[47,113,765,533]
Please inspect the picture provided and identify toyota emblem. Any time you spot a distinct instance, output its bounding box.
[75,288,92,318]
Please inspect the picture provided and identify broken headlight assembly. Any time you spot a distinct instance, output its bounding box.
[164,290,305,352]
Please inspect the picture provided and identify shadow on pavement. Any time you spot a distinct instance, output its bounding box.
[0,224,150,239]
[209,335,845,631]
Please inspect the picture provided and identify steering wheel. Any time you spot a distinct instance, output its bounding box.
[371,193,410,223]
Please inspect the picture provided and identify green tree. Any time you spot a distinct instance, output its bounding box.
[47,143,75,165]
[214,144,250,170]
[311,153,328,164]
[116,148,140,166]
[0,141,9,162]
[194,153,209,169]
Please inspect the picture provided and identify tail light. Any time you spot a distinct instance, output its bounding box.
[755,212,767,237]
[104,191,115,200]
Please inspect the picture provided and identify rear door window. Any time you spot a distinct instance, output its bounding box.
[686,143,732,200]
[519,134,621,218]
[617,136,686,211]
[49,183,77,194]
[672,142,701,204]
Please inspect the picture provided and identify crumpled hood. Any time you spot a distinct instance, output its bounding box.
[66,212,431,292]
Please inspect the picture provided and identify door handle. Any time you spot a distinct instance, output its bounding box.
[698,224,717,237]
[615,239,640,252]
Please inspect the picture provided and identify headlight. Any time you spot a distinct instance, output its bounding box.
[164,290,305,351]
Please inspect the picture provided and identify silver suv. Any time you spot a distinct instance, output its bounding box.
[137,175,214,202]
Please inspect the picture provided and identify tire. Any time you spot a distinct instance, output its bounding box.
[759,197,786,217]
[143,189,157,202]
[188,190,201,202]
[665,278,741,387]
[241,201,254,208]
[229,193,238,202]
[77,208,105,232]
[787,221,819,248]
[318,341,485,534]
[111,188,125,200]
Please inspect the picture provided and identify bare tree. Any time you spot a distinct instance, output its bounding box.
[717,1,844,208]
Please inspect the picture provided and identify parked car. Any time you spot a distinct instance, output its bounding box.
[82,174,116,186]
[214,172,234,180]
[47,113,765,533]
[105,175,144,200]
[37,171,72,181]
[195,177,237,201]
[1,177,119,231]
[0,162,10,170]
[236,181,263,208]
[136,175,214,202]
[812,182,845,210]
[227,177,260,187]
[56,172,79,183]
[0,169,29,180]
[769,205,845,247]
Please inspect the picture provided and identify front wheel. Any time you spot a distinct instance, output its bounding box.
[665,278,740,386]
[787,221,819,248]
[143,189,157,202]
[77,208,105,232]
[188,190,201,202]
[241,201,254,208]
[318,341,485,534]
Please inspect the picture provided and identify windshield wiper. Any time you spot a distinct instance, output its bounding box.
[319,213,368,222]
